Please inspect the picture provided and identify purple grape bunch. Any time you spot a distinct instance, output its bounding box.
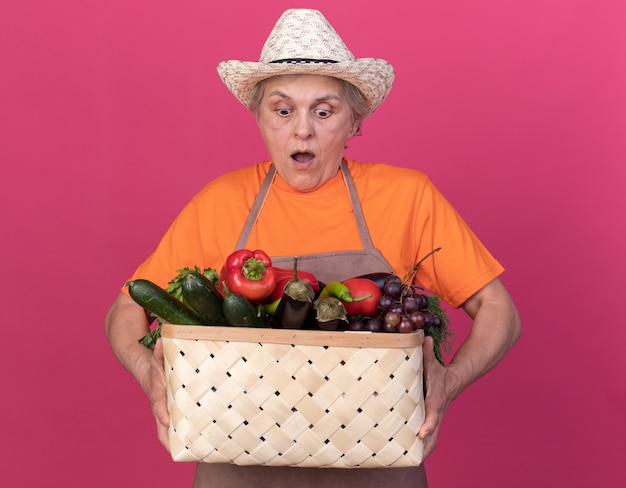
[375,275,442,334]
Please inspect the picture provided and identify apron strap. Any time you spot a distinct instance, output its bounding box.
[235,165,276,250]
[235,160,374,250]
[340,159,375,249]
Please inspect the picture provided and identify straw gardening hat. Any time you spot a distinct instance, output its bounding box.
[217,9,395,117]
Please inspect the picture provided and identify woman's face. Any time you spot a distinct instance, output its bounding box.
[257,75,358,192]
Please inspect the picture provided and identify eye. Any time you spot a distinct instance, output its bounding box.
[275,108,291,117]
[315,108,332,118]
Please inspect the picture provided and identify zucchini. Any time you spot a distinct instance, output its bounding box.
[181,272,226,325]
[222,292,266,328]
[127,279,203,325]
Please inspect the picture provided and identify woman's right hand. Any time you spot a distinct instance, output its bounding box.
[141,338,170,451]
[105,292,171,452]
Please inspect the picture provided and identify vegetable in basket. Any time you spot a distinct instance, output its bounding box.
[219,249,276,302]
[273,257,316,329]
[222,283,267,328]
[126,278,204,349]
[181,272,225,325]
[271,266,320,295]
[314,296,348,331]
[318,280,372,303]
[340,277,383,317]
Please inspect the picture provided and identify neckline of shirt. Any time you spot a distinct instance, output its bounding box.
[271,166,347,199]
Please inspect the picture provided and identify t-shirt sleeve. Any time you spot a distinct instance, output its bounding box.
[410,177,505,308]
[121,197,207,295]
[120,164,269,296]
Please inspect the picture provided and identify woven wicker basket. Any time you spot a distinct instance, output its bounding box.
[161,324,424,468]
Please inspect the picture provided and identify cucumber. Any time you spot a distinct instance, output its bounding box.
[127,279,203,325]
[222,292,266,328]
[181,272,226,325]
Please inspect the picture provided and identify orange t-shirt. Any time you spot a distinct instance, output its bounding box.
[125,159,503,308]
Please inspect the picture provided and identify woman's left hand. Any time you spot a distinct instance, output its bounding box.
[418,335,459,459]
[418,277,522,460]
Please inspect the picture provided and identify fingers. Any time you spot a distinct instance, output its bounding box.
[153,393,170,427]
[152,337,165,366]
[149,338,170,427]
[418,388,441,460]
[418,335,444,458]
[422,335,437,371]
[156,416,171,451]
[421,428,439,460]
[418,406,439,440]
[419,337,438,441]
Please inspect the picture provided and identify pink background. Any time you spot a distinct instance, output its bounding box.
[1,0,624,486]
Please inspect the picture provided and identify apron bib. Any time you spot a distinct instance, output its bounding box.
[235,160,394,284]
[193,161,427,487]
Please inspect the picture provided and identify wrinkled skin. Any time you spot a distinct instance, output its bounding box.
[256,75,359,192]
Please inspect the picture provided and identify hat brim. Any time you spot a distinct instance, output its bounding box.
[217,58,394,117]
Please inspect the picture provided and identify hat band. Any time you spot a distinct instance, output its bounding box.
[270,58,339,64]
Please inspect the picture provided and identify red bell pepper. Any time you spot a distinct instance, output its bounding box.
[219,249,277,303]
[266,270,320,304]
[266,277,292,304]
[272,267,320,293]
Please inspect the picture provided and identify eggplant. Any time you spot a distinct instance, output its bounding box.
[272,258,316,329]
[314,296,348,331]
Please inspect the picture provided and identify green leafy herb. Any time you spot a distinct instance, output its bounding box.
[138,327,161,350]
[425,294,454,365]
[403,247,454,366]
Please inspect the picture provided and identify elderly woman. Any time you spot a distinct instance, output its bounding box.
[105,9,521,488]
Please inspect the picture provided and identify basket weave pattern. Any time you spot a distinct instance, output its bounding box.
[162,325,424,468]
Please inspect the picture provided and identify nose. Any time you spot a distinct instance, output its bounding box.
[294,112,314,139]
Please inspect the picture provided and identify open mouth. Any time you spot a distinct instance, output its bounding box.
[291,151,315,163]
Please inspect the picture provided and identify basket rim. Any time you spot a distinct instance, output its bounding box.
[161,324,423,348]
